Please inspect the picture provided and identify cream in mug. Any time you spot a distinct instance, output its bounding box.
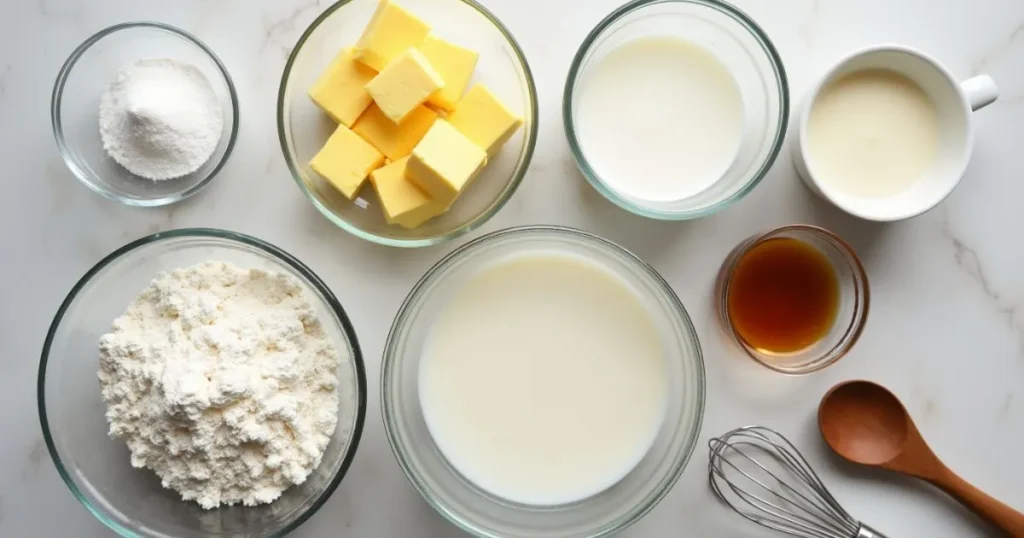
[807,69,940,198]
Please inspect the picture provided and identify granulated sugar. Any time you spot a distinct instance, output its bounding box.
[99,58,223,180]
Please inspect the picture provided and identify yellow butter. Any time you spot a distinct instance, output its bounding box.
[365,49,444,124]
[370,156,446,228]
[353,103,438,160]
[407,119,487,203]
[447,84,523,155]
[308,47,377,127]
[309,124,385,199]
[418,34,479,111]
[354,0,431,71]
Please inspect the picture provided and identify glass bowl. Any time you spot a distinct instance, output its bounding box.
[38,229,367,537]
[51,22,239,207]
[563,0,788,220]
[382,226,706,538]
[278,0,537,248]
[714,225,870,374]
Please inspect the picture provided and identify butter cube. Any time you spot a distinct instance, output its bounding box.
[354,0,431,71]
[447,84,523,155]
[407,119,487,203]
[353,103,438,160]
[365,49,444,124]
[308,47,377,127]
[309,124,385,199]
[418,35,479,111]
[370,157,446,228]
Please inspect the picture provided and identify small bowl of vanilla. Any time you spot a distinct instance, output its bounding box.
[52,22,239,207]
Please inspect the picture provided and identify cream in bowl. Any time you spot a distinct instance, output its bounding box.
[564,0,789,220]
[574,36,744,202]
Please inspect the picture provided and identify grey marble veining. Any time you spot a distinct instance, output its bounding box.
[2,0,1023,536]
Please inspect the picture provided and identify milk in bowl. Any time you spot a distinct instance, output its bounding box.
[418,251,669,506]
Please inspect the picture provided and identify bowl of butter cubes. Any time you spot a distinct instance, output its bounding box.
[278,0,537,247]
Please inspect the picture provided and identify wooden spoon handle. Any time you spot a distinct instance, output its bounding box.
[932,467,1024,537]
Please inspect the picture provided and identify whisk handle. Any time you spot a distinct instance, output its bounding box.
[857,524,889,538]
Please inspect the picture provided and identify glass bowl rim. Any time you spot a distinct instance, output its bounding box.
[380,224,707,537]
[37,227,368,538]
[277,0,540,248]
[561,0,790,221]
[717,224,871,374]
[50,21,240,208]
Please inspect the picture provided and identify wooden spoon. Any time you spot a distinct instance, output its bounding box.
[818,380,1024,537]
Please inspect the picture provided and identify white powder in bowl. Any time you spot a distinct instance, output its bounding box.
[98,261,343,509]
[99,58,224,180]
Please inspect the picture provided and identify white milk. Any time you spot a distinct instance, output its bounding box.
[807,69,940,198]
[575,36,744,202]
[419,252,668,506]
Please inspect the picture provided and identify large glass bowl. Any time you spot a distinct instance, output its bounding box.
[38,229,367,537]
[382,226,706,538]
[278,0,538,248]
[563,0,788,220]
[51,22,239,207]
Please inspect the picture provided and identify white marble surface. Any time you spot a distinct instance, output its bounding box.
[2,0,1023,536]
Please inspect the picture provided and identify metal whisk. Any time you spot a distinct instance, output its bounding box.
[708,426,888,538]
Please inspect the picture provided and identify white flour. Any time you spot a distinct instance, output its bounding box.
[98,261,340,509]
[99,58,223,180]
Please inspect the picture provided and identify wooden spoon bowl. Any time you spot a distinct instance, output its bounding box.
[819,380,908,465]
[818,380,1024,537]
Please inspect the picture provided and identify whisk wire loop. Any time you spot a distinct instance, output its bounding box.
[710,440,850,537]
[708,426,880,538]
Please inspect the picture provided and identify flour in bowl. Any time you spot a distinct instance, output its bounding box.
[98,261,341,509]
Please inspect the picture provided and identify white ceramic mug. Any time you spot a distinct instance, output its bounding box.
[792,45,998,221]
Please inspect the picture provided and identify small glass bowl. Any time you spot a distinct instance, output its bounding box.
[279,0,538,248]
[38,229,367,537]
[563,0,788,220]
[715,225,870,374]
[382,226,706,538]
[51,22,238,207]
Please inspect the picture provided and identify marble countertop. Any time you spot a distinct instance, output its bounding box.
[2,0,1023,536]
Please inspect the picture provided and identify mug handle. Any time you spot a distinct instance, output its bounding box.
[962,75,998,111]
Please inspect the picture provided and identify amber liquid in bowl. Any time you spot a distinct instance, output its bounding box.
[726,237,838,353]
